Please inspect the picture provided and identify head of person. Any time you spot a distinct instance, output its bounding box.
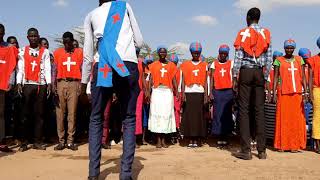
[7,36,19,48]
[284,39,296,57]
[246,7,261,26]
[157,45,168,61]
[190,42,202,61]
[40,37,49,49]
[169,53,179,65]
[73,39,79,48]
[298,48,311,60]
[27,28,40,48]
[99,0,114,6]
[144,54,154,65]
[317,36,320,50]
[218,44,230,62]
[0,24,5,41]
[273,51,283,61]
[63,31,75,52]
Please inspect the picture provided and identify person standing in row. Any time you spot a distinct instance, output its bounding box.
[17,28,51,152]
[147,46,178,148]
[180,42,208,148]
[53,32,83,151]
[210,45,234,146]
[273,39,307,152]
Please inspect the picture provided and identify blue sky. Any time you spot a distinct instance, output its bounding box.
[0,0,320,59]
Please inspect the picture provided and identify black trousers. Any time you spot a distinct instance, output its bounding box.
[20,84,47,144]
[238,68,266,153]
[0,90,5,142]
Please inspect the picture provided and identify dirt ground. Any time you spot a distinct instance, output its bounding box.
[0,140,320,180]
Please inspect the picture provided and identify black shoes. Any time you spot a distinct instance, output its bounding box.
[102,143,111,150]
[54,143,65,151]
[232,151,252,160]
[258,151,267,159]
[18,144,28,152]
[33,143,46,150]
[67,143,78,151]
[88,176,99,180]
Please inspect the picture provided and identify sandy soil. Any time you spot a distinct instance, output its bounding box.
[0,141,320,180]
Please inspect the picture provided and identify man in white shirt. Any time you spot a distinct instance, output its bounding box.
[16,28,51,152]
[82,1,143,180]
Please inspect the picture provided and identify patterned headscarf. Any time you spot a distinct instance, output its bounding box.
[219,44,230,53]
[284,39,296,49]
[298,48,312,59]
[189,42,202,53]
[169,53,179,64]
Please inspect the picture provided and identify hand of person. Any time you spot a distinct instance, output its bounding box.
[182,93,186,103]
[272,93,277,104]
[266,91,272,103]
[176,91,180,100]
[204,95,208,105]
[52,84,57,95]
[47,84,52,99]
[17,84,23,97]
[303,93,309,103]
[112,93,118,103]
[81,83,87,95]
[232,78,238,96]
[144,91,151,104]
[310,92,314,103]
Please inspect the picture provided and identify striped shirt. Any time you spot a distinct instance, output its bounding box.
[233,23,273,80]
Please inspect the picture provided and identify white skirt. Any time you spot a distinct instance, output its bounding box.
[148,87,176,134]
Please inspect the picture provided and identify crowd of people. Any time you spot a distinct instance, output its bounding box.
[0,0,320,179]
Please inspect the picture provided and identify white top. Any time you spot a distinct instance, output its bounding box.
[82,2,144,84]
[210,60,234,69]
[16,47,51,85]
[184,61,207,93]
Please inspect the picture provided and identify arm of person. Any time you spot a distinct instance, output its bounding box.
[173,76,179,99]
[233,50,243,93]
[16,49,25,96]
[127,3,144,49]
[181,73,186,103]
[81,12,94,86]
[272,59,280,104]
[264,39,273,81]
[209,62,215,99]
[43,50,52,98]
[309,66,314,102]
[301,60,308,102]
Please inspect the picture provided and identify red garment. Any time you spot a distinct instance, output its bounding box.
[180,60,207,87]
[278,56,303,94]
[234,27,271,58]
[0,46,18,90]
[309,55,320,87]
[137,59,144,90]
[174,95,181,129]
[213,60,232,89]
[54,48,83,80]
[149,61,177,89]
[24,46,45,82]
[135,91,144,135]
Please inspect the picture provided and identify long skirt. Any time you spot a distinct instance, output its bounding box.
[174,95,181,129]
[181,93,206,137]
[313,87,320,139]
[274,93,306,150]
[135,91,144,135]
[148,87,176,134]
[211,89,234,136]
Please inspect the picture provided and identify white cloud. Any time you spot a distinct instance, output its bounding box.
[169,42,190,55]
[234,0,320,11]
[191,15,218,26]
[53,0,68,7]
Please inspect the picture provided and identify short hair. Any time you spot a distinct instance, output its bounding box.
[0,24,4,30]
[27,27,39,35]
[62,31,74,40]
[40,37,48,43]
[247,7,261,21]
[7,36,17,42]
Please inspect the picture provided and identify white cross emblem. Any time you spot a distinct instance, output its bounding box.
[31,60,38,72]
[288,62,298,92]
[259,29,266,39]
[220,68,226,77]
[0,59,6,64]
[192,69,199,76]
[240,28,251,42]
[63,57,76,72]
[160,67,167,78]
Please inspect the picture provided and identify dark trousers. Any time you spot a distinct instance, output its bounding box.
[238,68,266,153]
[0,90,5,142]
[89,62,139,179]
[20,84,47,144]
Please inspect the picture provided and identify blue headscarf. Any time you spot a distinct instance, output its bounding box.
[143,55,154,64]
[157,45,167,53]
[298,48,311,59]
[284,39,296,49]
[317,36,320,48]
[219,44,230,53]
[190,42,202,53]
[169,53,179,64]
[273,51,283,58]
